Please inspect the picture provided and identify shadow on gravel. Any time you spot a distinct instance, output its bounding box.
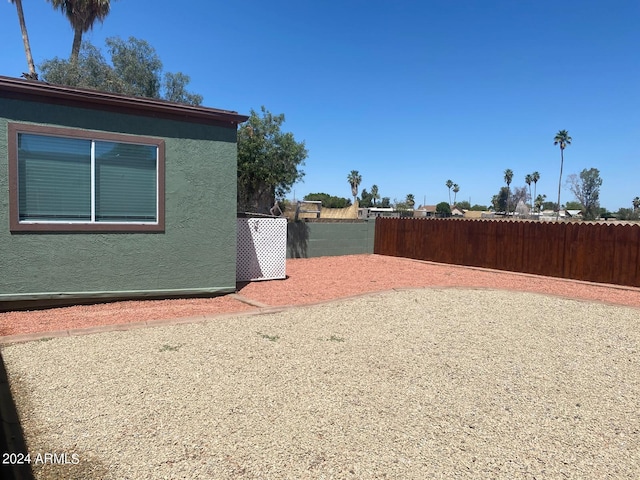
[1,352,109,479]
[0,352,34,480]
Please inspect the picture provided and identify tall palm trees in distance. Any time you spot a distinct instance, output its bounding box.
[47,0,114,64]
[524,172,540,213]
[371,184,380,207]
[347,170,362,205]
[504,169,513,215]
[531,171,540,211]
[10,0,37,78]
[554,130,572,220]
[452,184,460,206]
[446,179,453,206]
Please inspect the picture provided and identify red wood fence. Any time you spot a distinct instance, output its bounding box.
[374,218,640,287]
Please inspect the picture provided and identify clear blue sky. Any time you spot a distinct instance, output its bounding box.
[2,0,639,210]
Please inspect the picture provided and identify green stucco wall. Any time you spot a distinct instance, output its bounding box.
[0,97,238,305]
[287,221,375,258]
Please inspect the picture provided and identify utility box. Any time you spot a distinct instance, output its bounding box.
[236,217,287,281]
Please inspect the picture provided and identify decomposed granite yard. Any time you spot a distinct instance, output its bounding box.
[1,282,639,479]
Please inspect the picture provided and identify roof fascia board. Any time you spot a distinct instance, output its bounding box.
[0,76,248,127]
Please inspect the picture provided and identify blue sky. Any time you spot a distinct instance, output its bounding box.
[2,0,639,210]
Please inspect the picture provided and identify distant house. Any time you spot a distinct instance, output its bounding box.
[463,210,486,219]
[358,207,398,219]
[414,205,437,218]
[0,76,248,309]
[451,206,465,217]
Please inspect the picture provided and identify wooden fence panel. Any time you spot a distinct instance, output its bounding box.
[374,218,640,288]
[611,224,640,287]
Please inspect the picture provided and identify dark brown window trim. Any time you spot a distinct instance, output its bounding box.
[8,122,165,233]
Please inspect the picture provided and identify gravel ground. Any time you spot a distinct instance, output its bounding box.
[2,288,639,479]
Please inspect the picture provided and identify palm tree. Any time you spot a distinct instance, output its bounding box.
[452,184,460,205]
[48,0,113,64]
[554,130,572,221]
[534,194,547,213]
[371,184,380,207]
[525,174,533,211]
[446,179,453,206]
[10,0,37,79]
[347,170,362,204]
[633,197,640,213]
[532,171,540,210]
[503,169,513,215]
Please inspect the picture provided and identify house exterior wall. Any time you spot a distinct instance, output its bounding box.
[0,96,239,305]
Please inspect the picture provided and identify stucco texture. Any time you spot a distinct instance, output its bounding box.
[0,97,239,302]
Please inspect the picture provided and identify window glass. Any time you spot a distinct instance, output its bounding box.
[95,142,157,222]
[18,133,91,221]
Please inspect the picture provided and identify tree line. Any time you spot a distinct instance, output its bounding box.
[8,1,309,213]
[8,6,637,219]
[9,1,203,104]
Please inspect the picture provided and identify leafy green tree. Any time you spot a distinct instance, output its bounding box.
[534,194,547,213]
[47,0,113,64]
[554,130,572,220]
[598,208,611,219]
[617,208,639,221]
[40,37,203,104]
[106,36,162,98]
[446,179,453,205]
[406,193,415,209]
[436,201,451,217]
[10,0,37,78]
[503,169,513,215]
[303,193,351,208]
[633,197,640,213]
[347,170,362,204]
[491,186,509,213]
[394,199,409,211]
[566,168,603,220]
[380,197,391,208]
[237,106,308,213]
[359,188,373,208]
[41,41,121,91]
[565,201,582,210]
[457,200,471,210]
[469,204,488,211]
[163,72,203,105]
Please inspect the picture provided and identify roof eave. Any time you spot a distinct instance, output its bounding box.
[0,76,249,126]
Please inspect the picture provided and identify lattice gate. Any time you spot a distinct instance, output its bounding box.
[236,218,287,281]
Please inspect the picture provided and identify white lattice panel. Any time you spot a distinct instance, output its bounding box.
[237,218,287,281]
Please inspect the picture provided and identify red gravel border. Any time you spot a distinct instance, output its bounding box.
[1,254,639,341]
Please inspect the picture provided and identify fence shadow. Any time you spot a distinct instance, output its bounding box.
[287,221,310,258]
